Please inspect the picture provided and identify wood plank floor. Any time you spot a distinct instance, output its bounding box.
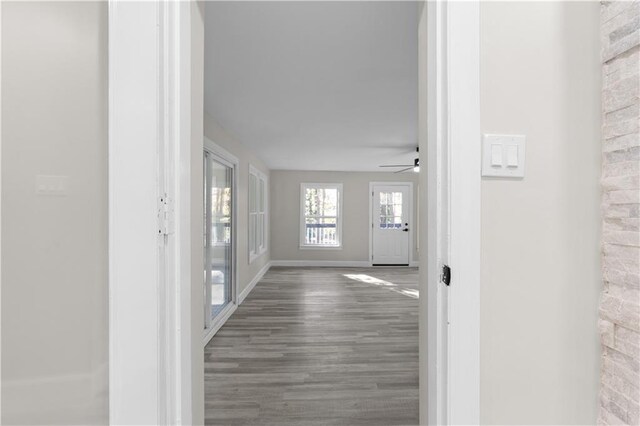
[204,266,419,426]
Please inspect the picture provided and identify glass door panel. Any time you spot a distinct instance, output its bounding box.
[204,151,233,329]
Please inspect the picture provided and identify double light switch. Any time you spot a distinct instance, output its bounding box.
[482,134,526,178]
[36,175,69,196]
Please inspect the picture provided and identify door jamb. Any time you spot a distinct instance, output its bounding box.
[420,1,481,425]
[108,1,192,424]
[368,181,414,267]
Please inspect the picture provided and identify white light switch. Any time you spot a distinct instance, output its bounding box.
[482,134,526,178]
[491,144,503,167]
[507,145,519,167]
[36,175,69,196]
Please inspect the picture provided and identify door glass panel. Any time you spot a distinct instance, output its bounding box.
[204,152,233,329]
[379,191,403,229]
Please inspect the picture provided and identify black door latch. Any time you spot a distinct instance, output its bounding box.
[441,264,451,286]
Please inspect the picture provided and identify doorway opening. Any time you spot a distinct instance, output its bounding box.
[106,1,480,424]
[202,2,422,424]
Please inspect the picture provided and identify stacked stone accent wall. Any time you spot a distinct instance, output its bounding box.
[599,2,640,425]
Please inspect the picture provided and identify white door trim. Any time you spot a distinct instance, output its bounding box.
[420,1,481,425]
[368,182,414,267]
[108,1,192,424]
[109,0,480,424]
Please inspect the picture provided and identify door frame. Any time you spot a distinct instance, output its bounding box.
[202,138,239,345]
[368,181,414,267]
[108,0,480,424]
[420,1,481,424]
[108,1,193,424]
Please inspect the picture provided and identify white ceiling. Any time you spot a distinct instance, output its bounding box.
[204,2,418,172]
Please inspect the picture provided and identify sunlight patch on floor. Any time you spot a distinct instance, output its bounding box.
[343,273,419,299]
[399,288,419,298]
[343,274,396,287]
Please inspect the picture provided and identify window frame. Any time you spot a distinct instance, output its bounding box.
[299,183,343,249]
[248,165,268,263]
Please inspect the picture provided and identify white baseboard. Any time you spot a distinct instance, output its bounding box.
[271,260,371,267]
[238,261,272,304]
[202,302,237,346]
[271,260,420,268]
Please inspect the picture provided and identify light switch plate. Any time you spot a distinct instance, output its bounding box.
[482,134,526,178]
[36,175,69,196]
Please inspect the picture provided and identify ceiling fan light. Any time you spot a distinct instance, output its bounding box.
[413,157,420,172]
[413,166,420,173]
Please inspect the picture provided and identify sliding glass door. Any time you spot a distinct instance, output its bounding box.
[204,151,234,330]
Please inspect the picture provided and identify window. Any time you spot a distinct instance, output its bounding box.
[249,166,267,262]
[300,183,343,248]
[379,191,403,229]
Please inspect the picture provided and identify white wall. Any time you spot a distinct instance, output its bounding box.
[204,113,271,294]
[1,2,109,424]
[480,2,602,424]
[271,170,419,264]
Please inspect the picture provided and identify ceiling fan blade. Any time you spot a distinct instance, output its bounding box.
[394,167,413,173]
[379,164,413,168]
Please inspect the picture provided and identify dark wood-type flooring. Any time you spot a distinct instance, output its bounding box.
[204,266,419,426]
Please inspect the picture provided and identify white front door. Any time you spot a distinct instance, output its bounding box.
[371,184,411,265]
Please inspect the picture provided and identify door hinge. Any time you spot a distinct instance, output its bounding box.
[158,194,175,236]
[441,264,451,286]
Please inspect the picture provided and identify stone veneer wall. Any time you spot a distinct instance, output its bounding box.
[599,2,640,425]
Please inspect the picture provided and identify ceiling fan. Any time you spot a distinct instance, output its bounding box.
[379,147,419,173]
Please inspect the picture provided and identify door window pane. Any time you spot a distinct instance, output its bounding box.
[379,191,403,229]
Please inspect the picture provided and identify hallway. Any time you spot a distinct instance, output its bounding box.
[204,267,419,425]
